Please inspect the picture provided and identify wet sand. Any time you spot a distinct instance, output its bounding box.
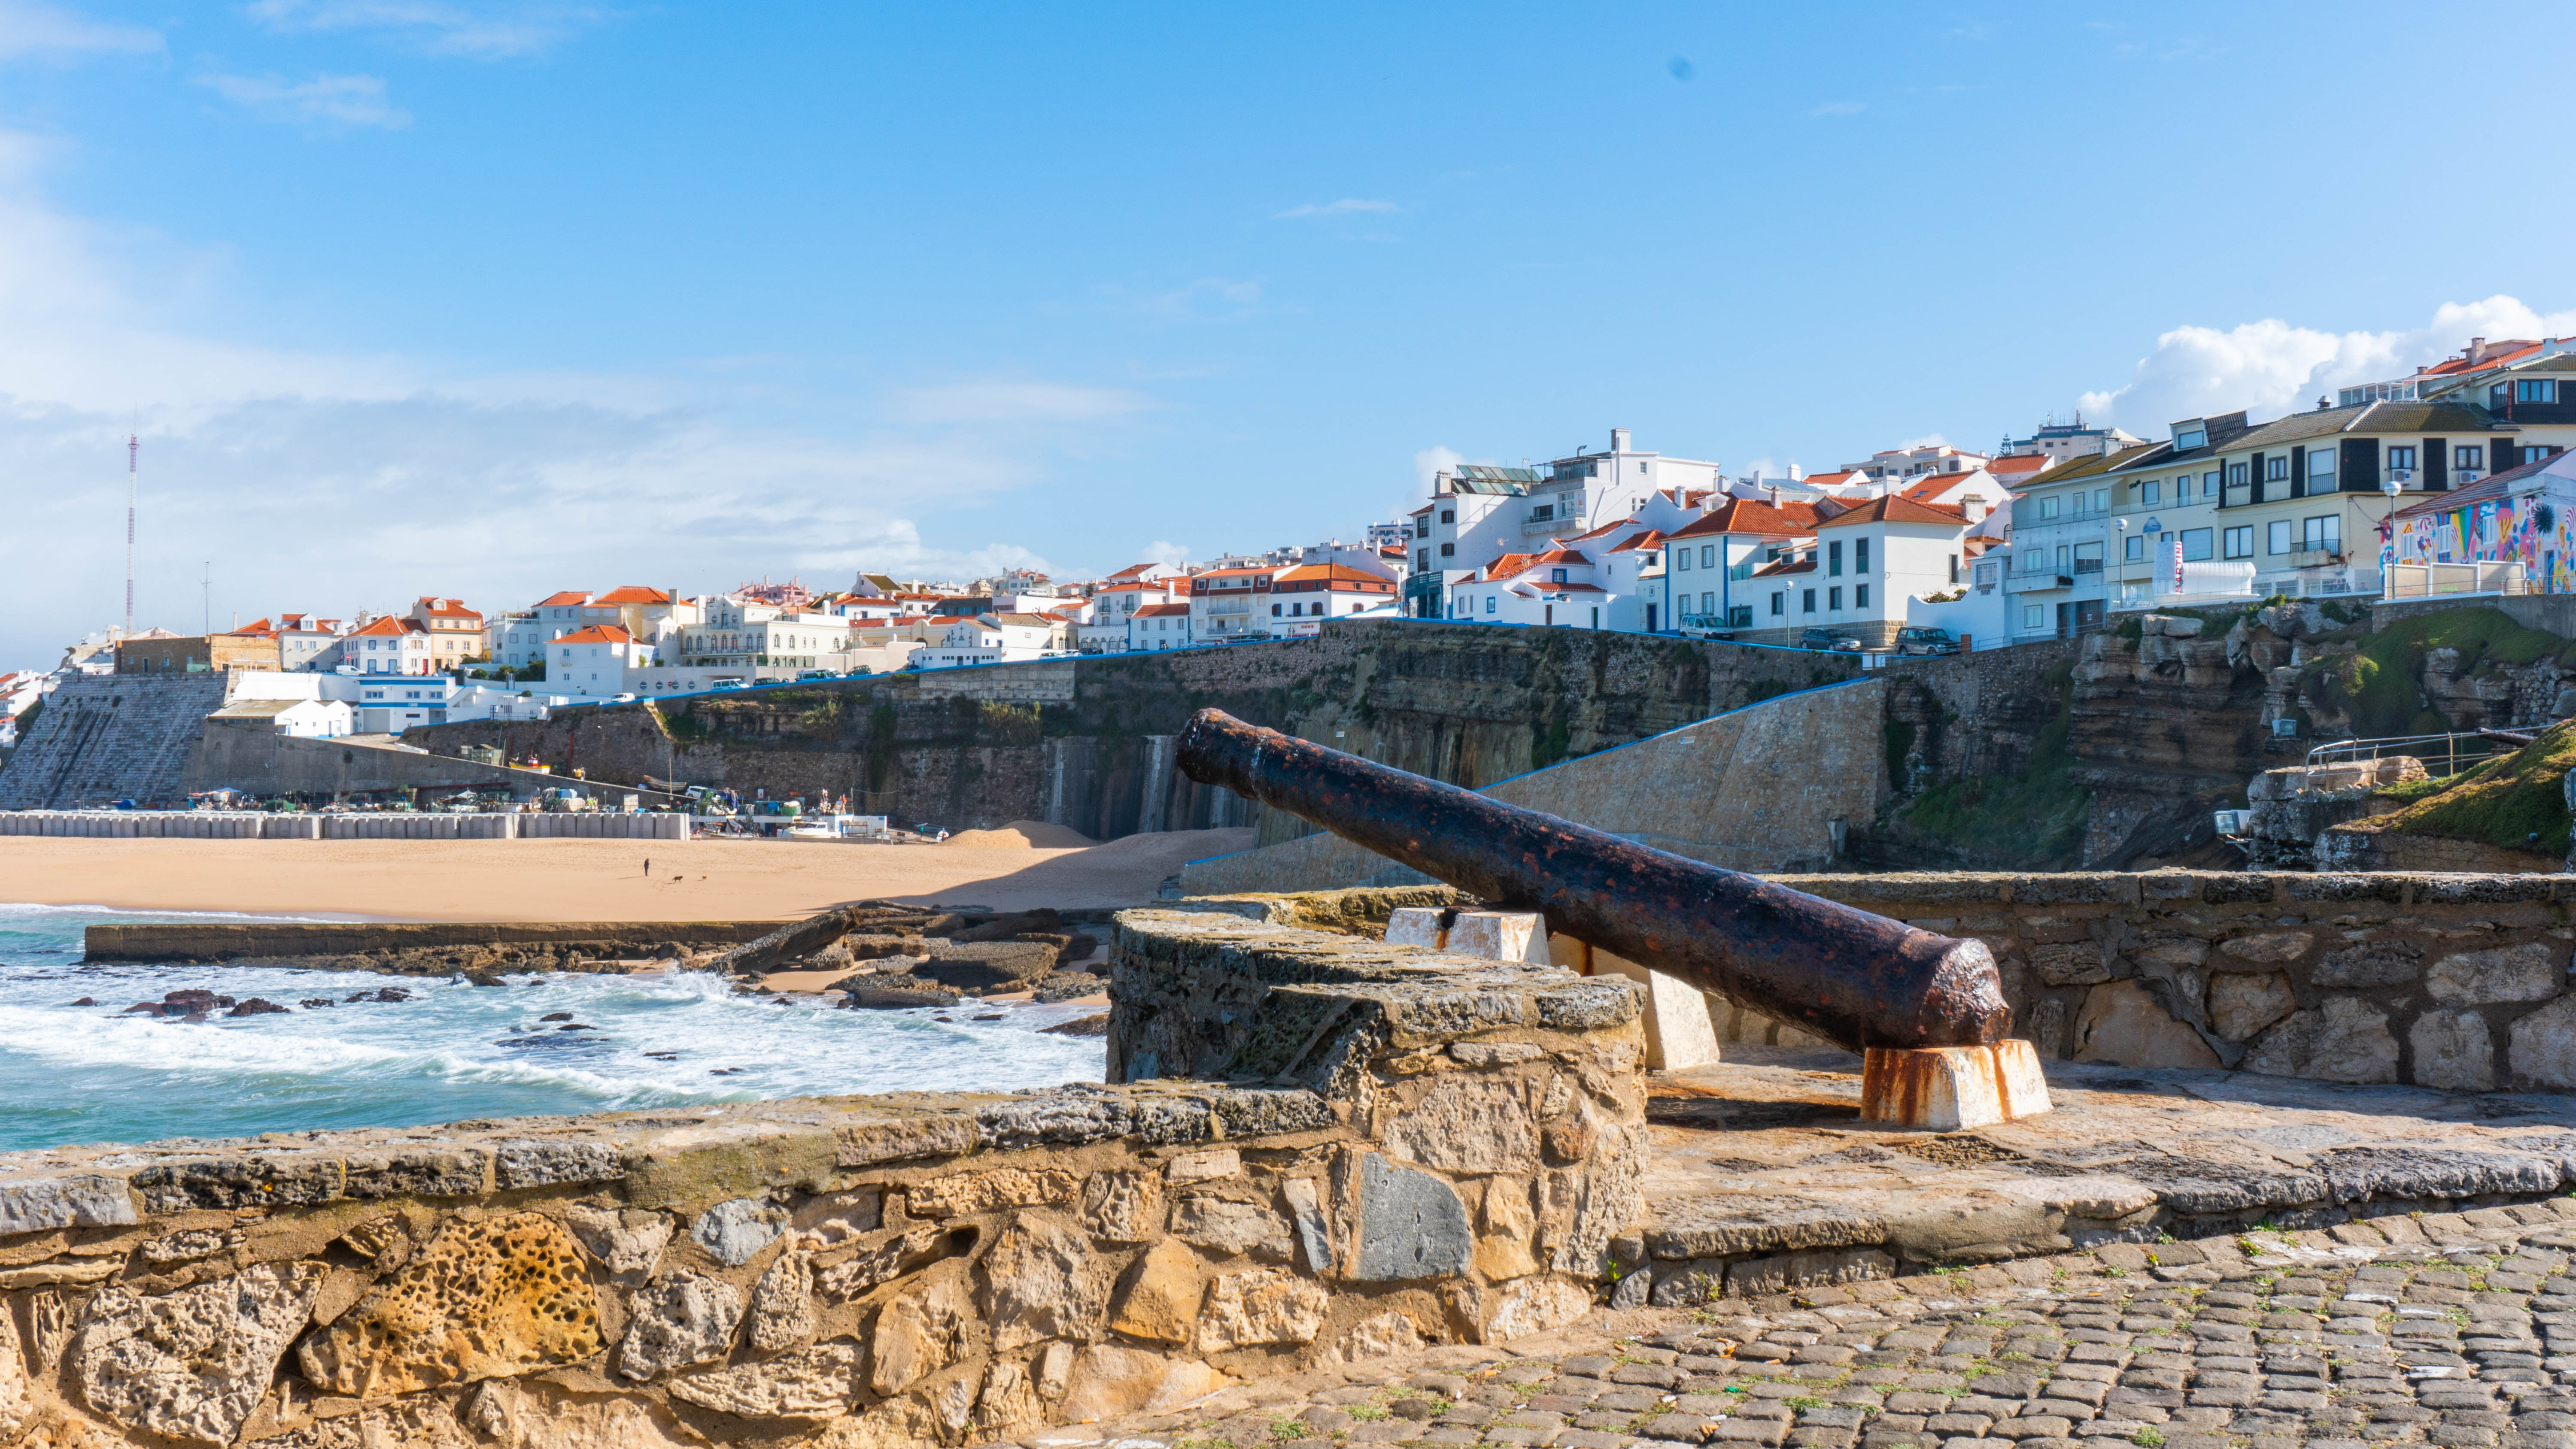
[0,828,1256,922]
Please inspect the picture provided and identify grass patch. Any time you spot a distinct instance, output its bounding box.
[1889,660,2088,868]
[2366,718,2576,855]
[2309,606,2573,739]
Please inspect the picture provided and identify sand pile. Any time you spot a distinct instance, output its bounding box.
[942,820,1097,849]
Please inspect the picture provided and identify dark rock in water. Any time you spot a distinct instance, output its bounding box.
[300,998,336,1009]
[915,942,1058,991]
[555,1023,595,1032]
[497,1035,594,1049]
[227,998,290,1017]
[841,986,961,1009]
[462,970,507,988]
[643,1051,678,1060]
[163,989,223,1010]
[540,1011,574,1022]
[1040,1014,1110,1037]
[972,1013,1005,1022]
[122,1002,161,1015]
[70,997,94,1006]
[1032,973,1103,1004]
[179,1010,209,1025]
[709,1067,746,1076]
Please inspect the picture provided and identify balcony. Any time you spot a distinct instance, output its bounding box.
[2002,570,2075,594]
[2072,558,2104,574]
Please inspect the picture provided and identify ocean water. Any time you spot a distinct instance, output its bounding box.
[0,905,1107,1154]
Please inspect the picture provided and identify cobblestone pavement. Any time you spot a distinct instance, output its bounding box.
[1029,1199,2576,1449]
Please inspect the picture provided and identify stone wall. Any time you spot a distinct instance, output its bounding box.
[0,909,1643,1449]
[1781,870,2576,1092]
[0,674,230,810]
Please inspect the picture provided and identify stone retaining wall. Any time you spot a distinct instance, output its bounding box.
[0,909,1643,1448]
[0,810,692,840]
[1780,870,2576,1091]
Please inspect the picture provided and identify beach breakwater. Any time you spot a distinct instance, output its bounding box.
[0,906,1644,1448]
[0,810,689,840]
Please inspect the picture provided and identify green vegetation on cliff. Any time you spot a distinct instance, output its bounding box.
[1886,660,2089,868]
[2368,719,2576,856]
[2307,608,2573,739]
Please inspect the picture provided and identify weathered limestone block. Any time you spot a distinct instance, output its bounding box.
[818,1227,941,1302]
[332,1217,409,1272]
[1474,1177,1540,1280]
[2511,994,2576,1090]
[1107,1238,1203,1345]
[0,1300,31,1443]
[671,1340,867,1421]
[0,1175,139,1236]
[909,1167,1078,1220]
[1057,1344,1230,1422]
[2408,1009,2497,1092]
[1318,1310,1425,1367]
[975,1358,1046,1436]
[1467,1275,1591,1343]
[2208,971,2299,1042]
[2314,940,2422,988]
[2029,942,2110,987]
[749,1248,818,1352]
[1164,1149,1239,1184]
[79,1262,322,1446]
[1080,1170,1165,1243]
[255,1399,476,1448]
[871,1273,969,1396]
[2219,931,2314,967]
[692,1197,787,1267]
[1351,1155,1471,1280]
[299,1213,599,1399]
[1280,1177,1332,1273]
[2427,943,2561,1004]
[1194,1267,1328,1352]
[1379,1076,1540,1173]
[2071,980,2220,1069]
[615,1273,744,1381]
[2243,997,2400,1084]
[1549,1131,1646,1274]
[1170,1195,1291,1259]
[461,1379,702,1449]
[977,1214,1103,1352]
[563,1205,671,1282]
[1724,1246,1895,1297]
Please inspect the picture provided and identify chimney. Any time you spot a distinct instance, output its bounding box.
[2469,336,2488,364]
[1962,496,1989,524]
[1610,427,1632,453]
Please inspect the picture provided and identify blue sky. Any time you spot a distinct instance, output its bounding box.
[5,1,2575,663]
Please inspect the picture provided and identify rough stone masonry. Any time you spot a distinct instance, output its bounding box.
[0,906,1644,1448]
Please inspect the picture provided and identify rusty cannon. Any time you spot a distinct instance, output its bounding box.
[1175,708,2046,1128]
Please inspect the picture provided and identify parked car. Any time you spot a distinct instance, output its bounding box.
[709,677,748,691]
[1893,626,1961,656]
[1798,627,1862,652]
[796,670,833,681]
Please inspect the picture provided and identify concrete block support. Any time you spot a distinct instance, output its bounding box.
[1859,1040,2050,1130]
[1546,932,1719,1072]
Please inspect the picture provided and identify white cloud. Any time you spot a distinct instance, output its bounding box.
[1139,540,1189,568]
[242,0,604,58]
[1275,198,1400,219]
[2075,296,2576,434]
[0,132,1137,664]
[197,73,413,129]
[0,0,158,59]
[1809,100,1865,117]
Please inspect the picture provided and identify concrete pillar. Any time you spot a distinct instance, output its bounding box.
[1859,1042,2050,1131]
[1547,933,1719,1072]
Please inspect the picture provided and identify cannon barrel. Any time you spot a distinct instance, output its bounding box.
[1176,708,2009,1052]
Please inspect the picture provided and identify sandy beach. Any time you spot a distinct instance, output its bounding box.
[0,827,1255,922]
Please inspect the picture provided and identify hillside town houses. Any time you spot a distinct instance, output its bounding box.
[33,365,2576,748]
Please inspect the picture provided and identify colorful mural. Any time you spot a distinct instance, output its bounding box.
[2386,479,2576,593]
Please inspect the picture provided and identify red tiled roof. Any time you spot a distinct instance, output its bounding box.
[1897,471,1991,503]
[413,596,479,617]
[594,585,674,605]
[1816,495,1970,528]
[535,591,591,607]
[347,616,423,638]
[1802,470,1864,487]
[1609,529,1666,553]
[1989,453,2051,476]
[554,625,636,646]
[1133,603,1191,618]
[1516,582,1606,594]
[1272,563,1392,585]
[1751,558,1816,577]
[1667,499,1834,539]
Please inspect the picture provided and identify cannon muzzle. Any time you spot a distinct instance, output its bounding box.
[1176,708,2008,1052]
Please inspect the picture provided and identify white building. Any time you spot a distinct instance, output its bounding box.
[1082,577,1190,652]
[914,613,1057,669]
[209,696,353,739]
[552,624,657,697]
[1190,565,1276,642]
[682,594,851,670]
[1128,603,1194,651]
[1265,563,1400,635]
[1402,428,1724,616]
[337,615,436,675]
[1657,498,1838,634]
[1805,495,1988,648]
[1449,544,1619,628]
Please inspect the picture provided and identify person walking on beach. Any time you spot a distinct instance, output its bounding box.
[644,857,651,878]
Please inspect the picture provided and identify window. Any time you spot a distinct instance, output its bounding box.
[1828,587,1843,610]
[1414,518,1429,539]
[1416,549,1429,571]
[1855,538,1870,573]
[2303,515,2341,553]
[1829,541,1844,576]
[2223,526,2253,560]
[1637,461,1646,473]
[2266,457,2289,482]
[1855,584,1869,609]
[2309,448,2337,490]
[1549,568,1567,584]
[1770,592,1784,616]
[2203,470,2221,497]
[1701,591,1714,615]
[2388,446,2417,473]
[2055,545,2069,572]
[1528,505,1553,523]
[2226,462,2248,488]
[1699,545,1715,569]
[2139,480,2161,505]
[2526,446,2564,466]
[2173,426,2207,451]
[2038,497,2060,519]
[1675,547,1691,571]
[2179,527,2214,561]
[1802,588,1817,613]
[1439,543,1454,557]
[1439,509,1455,524]
[1948,553,1959,583]
[2023,603,2046,628]
[2125,535,2145,561]
[2455,445,2484,472]
[2095,488,2110,512]
[1483,596,1495,614]
[2520,379,2558,404]
[1271,604,1282,616]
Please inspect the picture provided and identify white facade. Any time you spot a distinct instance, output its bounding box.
[1449,547,1619,628]
[552,627,656,697]
[683,596,851,668]
[1127,604,1194,651]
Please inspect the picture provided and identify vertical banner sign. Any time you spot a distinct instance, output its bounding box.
[2170,539,2184,594]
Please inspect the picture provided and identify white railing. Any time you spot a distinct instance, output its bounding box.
[2384,561,2527,599]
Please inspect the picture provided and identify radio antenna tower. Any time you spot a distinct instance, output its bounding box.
[125,436,138,640]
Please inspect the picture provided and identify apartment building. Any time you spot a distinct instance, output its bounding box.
[682,594,851,669]
[1267,563,1398,635]
[1998,416,2144,467]
[405,597,485,670]
[551,625,656,696]
[1403,428,1722,616]
[1127,602,1193,651]
[1449,545,1616,629]
[1189,565,1275,642]
[2003,442,2164,640]
[337,616,437,675]
[1656,498,1836,632]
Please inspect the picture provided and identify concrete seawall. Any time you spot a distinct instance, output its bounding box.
[83,919,789,962]
[0,810,690,840]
